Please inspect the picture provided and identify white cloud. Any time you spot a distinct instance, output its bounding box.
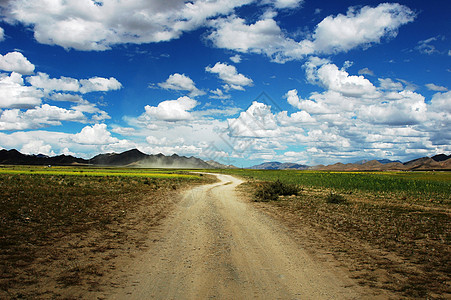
[50,92,85,103]
[0,27,4,41]
[270,0,303,9]
[144,96,198,122]
[73,124,119,145]
[79,77,122,94]
[415,36,441,55]
[27,72,80,92]
[20,140,55,156]
[0,104,85,130]
[284,89,301,108]
[379,78,404,91]
[1,0,252,51]
[358,68,374,76]
[206,62,253,90]
[310,3,415,54]
[208,16,308,63]
[208,3,414,63]
[306,61,378,97]
[0,52,35,74]
[0,72,43,108]
[209,88,231,100]
[227,101,281,138]
[230,54,241,63]
[360,90,427,125]
[425,83,448,92]
[27,72,122,94]
[429,91,451,114]
[157,73,205,97]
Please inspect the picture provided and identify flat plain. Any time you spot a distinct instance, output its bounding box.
[0,166,449,299]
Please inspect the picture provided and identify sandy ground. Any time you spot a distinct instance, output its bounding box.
[103,174,383,299]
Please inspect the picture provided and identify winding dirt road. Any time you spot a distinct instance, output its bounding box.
[112,174,372,299]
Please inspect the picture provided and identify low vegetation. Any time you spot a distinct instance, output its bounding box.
[0,166,212,298]
[224,169,451,298]
[254,179,299,201]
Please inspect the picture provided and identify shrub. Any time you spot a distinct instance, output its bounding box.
[255,179,299,202]
[325,192,347,204]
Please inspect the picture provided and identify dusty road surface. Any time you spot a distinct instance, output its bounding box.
[111,174,375,299]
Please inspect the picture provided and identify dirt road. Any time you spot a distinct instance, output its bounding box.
[111,174,373,299]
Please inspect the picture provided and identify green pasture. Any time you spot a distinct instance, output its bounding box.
[0,165,200,179]
[217,169,451,204]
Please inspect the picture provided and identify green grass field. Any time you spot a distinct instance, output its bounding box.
[0,165,200,179]
[217,169,451,205]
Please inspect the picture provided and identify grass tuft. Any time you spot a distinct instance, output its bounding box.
[325,192,347,204]
[255,179,299,201]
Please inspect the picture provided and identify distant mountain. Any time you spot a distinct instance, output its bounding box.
[90,149,149,166]
[354,158,401,165]
[314,155,451,171]
[431,154,451,162]
[205,160,238,169]
[0,149,233,169]
[249,161,309,170]
[0,149,88,165]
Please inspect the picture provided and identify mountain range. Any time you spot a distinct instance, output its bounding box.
[251,154,451,171]
[0,149,235,169]
[0,149,450,171]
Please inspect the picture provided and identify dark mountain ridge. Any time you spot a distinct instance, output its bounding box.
[249,161,309,170]
[0,149,229,169]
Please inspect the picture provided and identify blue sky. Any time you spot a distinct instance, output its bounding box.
[0,0,449,167]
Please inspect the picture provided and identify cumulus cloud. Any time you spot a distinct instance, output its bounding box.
[305,60,377,97]
[0,72,43,108]
[0,0,253,51]
[270,0,303,9]
[27,72,122,94]
[214,61,450,165]
[429,91,451,114]
[73,124,119,145]
[157,73,205,97]
[206,62,253,90]
[378,78,404,91]
[79,77,122,93]
[27,72,80,92]
[309,3,415,54]
[208,16,307,63]
[230,54,241,63]
[20,140,55,156]
[228,101,281,138]
[209,88,231,100]
[208,3,414,63]
[425,83,448,92]
[0,104,85,130]
[360,90,427,125]
[50,92,85,103]
[144,96,198,122]
[0,52,35,74]
[284,89,302,108]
